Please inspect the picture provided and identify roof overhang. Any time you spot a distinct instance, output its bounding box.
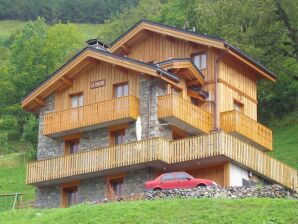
[21,47,180,112]
[110,20,277,82]
[157,58,205,86]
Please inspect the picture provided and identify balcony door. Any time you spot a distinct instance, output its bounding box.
[70,93,84,125]
[114,82,128,116]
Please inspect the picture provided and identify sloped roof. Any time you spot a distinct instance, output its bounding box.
[21,47,180,111]
[110,19,277,81]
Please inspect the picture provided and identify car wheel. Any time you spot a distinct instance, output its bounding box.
[153,187,162,191]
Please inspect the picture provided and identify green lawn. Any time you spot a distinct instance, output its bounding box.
[1,198,298,224]
[269,112,298,169]
[0,153,35,204]
[0,20,103,39]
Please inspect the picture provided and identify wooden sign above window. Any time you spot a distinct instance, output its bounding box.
[91,79,106,89]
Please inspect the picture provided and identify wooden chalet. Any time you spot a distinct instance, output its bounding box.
[21,20,297,208]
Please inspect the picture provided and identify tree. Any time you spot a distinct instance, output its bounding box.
[98,0,163,43]
[0,18,84,147]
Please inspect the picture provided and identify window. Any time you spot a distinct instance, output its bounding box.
[110,129,126,146]
[234,100,244,113]
[161,173,175,181]
[71,93,83,108]
[114,82,128,98]
[62,186,78,207]
[70,93,84,122]
[176,172,192,180]
[65,138,80,155]
[109,178,123,199]
[192,52,207,69]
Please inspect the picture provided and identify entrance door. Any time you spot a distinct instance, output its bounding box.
[108,178,123,200]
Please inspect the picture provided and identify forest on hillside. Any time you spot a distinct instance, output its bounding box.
[0,0,139,23]
[0,0,297,156]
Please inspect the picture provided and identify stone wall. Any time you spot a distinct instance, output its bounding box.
[35,185,61,208]
[78,176,107,203]
[123,168,153,196]
[37,93,64,160]
[35,168,152,208]
[144,185,298,200]
[139,75,172,140]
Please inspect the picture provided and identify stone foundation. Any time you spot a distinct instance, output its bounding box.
[144,185,298,200]
[34,168,153,208]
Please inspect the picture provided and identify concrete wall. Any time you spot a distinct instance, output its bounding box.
[229,163,249,186]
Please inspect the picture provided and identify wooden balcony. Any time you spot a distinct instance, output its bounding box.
[220,110,272,151]
[43,96,140,137]
[26,132,297,191]
[157,94,212,134]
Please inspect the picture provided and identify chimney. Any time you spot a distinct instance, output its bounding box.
[86,39,109,51]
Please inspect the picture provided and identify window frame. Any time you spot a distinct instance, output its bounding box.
[69,92,84,109]
[64,136,80,155]
[106,173,127,200]
[61,185,79,208]
[110,129,126,146]
[192,51,207,69]
[113,82,129,98]
[233,99,244,113]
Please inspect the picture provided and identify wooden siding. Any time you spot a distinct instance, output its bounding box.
[219,54,258,100]
[188,164,227,186]
[127,33,215,82]
[26,132,297,191]
[44,96,139,136]
[218,82,257,120]
[55,61,139,111]
[157,94,212,134]
[220,110,272,151]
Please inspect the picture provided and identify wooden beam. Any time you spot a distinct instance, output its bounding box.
[187,90,205,102]
[60,77,73,87]
[160,76,182,91]
[187,79,200,87]
[34,97,46,107]
[121,44,131,54]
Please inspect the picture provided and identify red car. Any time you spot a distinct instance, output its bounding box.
[144,172,218,190]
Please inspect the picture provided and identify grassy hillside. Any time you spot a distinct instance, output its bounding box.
[0,20,103,39]
[0,153,35,202]
[1,198,298,224]
[270,111,298,169]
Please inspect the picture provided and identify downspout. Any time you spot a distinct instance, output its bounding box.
[214,45,229,130]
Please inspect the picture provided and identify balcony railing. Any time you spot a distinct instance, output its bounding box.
[157,94,212,134]
[43,96,140,136]
[220,110,272,151]
[26,132,297,191]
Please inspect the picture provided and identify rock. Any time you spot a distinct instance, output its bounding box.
[143,184,297,200]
